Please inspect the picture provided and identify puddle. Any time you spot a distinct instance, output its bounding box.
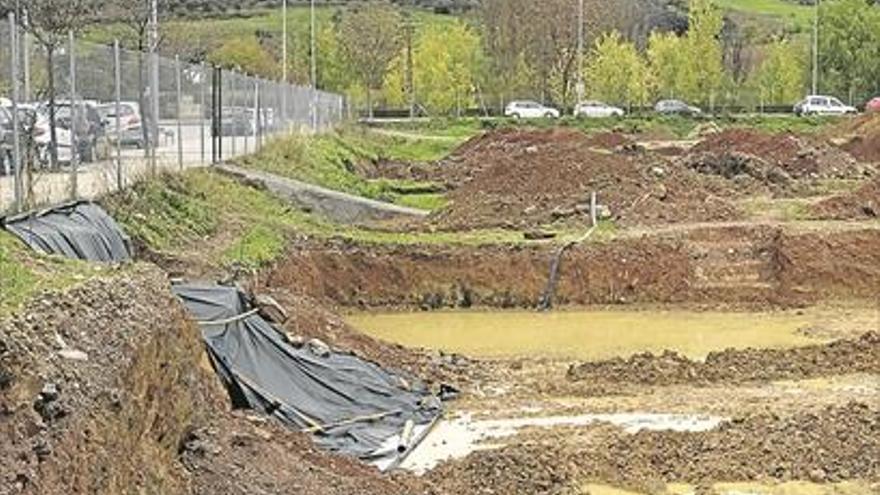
[400,412,725,474]
[582,481,878,495]
[349,310,823,361]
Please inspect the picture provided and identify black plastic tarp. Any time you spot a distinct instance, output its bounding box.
[173,283,442,468]
[2,201,131,262]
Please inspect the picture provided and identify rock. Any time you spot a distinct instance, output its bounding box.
[523,230,556,241]
[40,383,59,402]
[254,294,288,324]
[650,166,666,177]
[307,338,331,358]
[57,349,88,361]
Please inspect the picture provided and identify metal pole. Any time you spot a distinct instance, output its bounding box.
[254,79,261,151]
[9,13,22,211]
[244,75,250,155]
[176,55,183,171]
[231,73,237,157]
[114,40,122,191]
[68,31,78,200]
[812,0,819,95]
[21,7,31,102]
[576,0,584,107]
[200,64,206,164]
[282,0,288,127]
[149,0,160,174]
[310,0,317,131]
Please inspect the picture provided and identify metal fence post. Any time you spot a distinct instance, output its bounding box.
[9,13,22,212]
[69,31,78,200]
[231,73,237,157]
[254,79,261,151]
[244,74,250,155]
[114,40,122,191]
[176,55,183,171]
[200,64,206,164]
[150,42,160,175]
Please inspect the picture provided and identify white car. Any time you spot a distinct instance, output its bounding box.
[794,95,858,116]
[575,101,625,118]
[504,101,560,119]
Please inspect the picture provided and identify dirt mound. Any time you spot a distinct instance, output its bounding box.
[430,129,740,229]
[0,268,430,495]
[588,402,880,489]
[833,114,880,163]
[686,129,868,187]
[812,177,880,219]
[566,331,880,389]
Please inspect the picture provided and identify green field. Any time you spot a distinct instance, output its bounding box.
[716,0,815,29]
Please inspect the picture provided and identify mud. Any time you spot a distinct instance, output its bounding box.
[566,331,880,389]
[837,114,880,163]
[429,403,880,494]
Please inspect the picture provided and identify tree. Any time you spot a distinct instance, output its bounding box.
[1,0,100,169]
[336,2,403,118]
[209,37,278,77]
[818,0,880,104]
[685,0,725,107]
[750,38,806,106]
[647,31,690,99]
[585,31,651,108]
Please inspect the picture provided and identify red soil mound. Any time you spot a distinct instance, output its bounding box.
[430,129,739,229]
[689,128,864,180]
[812,177,880,219]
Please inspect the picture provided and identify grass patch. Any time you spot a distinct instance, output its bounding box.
[0,231,106,317]
[223,225,286,269]
[716,0,814,29]
[236,126,462,211]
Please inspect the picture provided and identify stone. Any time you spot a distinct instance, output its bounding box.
[57,349,88,361]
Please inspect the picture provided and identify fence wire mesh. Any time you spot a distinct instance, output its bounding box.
[1,21,345,215]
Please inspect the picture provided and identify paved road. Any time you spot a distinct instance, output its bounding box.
[0,121,301,214]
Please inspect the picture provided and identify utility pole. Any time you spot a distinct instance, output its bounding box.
[404,11,415,119]
[281,0,288,126]
[812,0,819,95]
[309,0,317,131]
[576,0,585,106]
[149,0,160,174]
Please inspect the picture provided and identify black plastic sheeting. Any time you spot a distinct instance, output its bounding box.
[2,201,131,262]
[173,283,442,468]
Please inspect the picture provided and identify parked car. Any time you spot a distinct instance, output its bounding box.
[0,106,12,176]
[574,101,625,118]
[866,97,880,113]
[793,95,857,116]
[504,101,560,119]
[98,102,149,148]
[50,100,108,162]
[18,106,73,165]
[655,99,702,116]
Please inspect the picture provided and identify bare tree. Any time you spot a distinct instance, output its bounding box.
[336,2,403,118]
[1,0,100,169]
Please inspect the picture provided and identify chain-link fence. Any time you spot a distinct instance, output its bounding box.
[0,17,346,215]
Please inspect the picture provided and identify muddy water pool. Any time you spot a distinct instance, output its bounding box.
[348,309,833,361]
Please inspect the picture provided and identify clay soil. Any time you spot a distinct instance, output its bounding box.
[812,176,880,219]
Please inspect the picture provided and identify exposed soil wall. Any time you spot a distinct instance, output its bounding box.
[268,226,880,310]
[0,266,431,495]
[0,267,205,495]
[267,237,695,310]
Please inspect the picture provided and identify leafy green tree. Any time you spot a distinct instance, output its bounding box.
[818,0,880,104]
[336,2,403,118]
[750,38,806,106]
[647,31,690,99]
[585,31,651,108]
[686,0,725,107]
[209,36,279,77]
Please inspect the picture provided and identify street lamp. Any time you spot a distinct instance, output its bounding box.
[812,0,819,95]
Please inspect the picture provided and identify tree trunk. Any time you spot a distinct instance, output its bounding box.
[138,38,150,158]
[46,44,58,171]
